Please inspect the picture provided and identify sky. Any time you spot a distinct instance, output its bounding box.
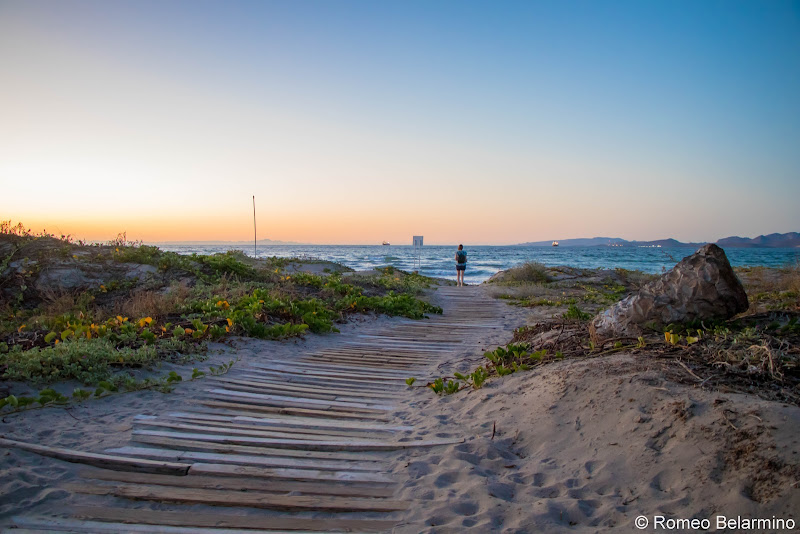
[1,0,799,245]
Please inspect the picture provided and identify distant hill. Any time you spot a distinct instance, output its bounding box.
[518,232,800,248]
[716,232,800,248]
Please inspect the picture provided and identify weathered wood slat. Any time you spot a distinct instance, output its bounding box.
[69,506,399,532]
[0,437,190,475]
[239,370,407,392]
[261,359,414,377]
[79,468,396,497]
[166,411,410,431]
[133,418,381,442]
[67,482,410,512]
[138,415,388,439]
[300,353,426,364]
[189,462,394,483]
[125,431,462,451]
[195,399,387,420]
[108,442,382,472]
[15,514,354,533]
[211,376,396,399]
[207,381,394,406]
[248,363,410,382]
[207,389,392,412]
[295,354,426,367]
[131,434,369,462]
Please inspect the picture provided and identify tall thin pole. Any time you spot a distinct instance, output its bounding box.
[252,195,257,258]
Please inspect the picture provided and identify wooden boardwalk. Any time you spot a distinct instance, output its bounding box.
[4,286,508,533]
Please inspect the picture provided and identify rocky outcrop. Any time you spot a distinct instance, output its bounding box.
[590,244,749,341]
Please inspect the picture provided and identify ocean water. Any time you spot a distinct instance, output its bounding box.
[157,244,800,284]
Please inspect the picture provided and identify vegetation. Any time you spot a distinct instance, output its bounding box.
[427,342,564,395]
[0,222,441,393]
[492,261,552,284]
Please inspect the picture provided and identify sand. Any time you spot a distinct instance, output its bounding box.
[1,284,798,532]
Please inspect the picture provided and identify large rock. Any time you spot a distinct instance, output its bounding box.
[590,244,748,341]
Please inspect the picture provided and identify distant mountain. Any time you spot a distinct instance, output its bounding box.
[716,232,800,248]
[518,232,800,248]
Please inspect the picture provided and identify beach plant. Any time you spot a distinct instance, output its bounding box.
[563,304,592,321]
[498,262,552,284]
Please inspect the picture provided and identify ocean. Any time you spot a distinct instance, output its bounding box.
[157,244,800,284]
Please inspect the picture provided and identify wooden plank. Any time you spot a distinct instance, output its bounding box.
[139,415,389,439]
[189,462,394,484]
[195,399,387,421]
[67,482,410,512]
[69,505,399,532]
[208,381,397,406]
[166,411,411,432]
[240,370,408,391]
[302,352,427,363]
[80,468,395,497]
[207,389,392,412]
[211,377,396,399]
[134,418,381,442]
[0,437,189,475]
[247,363,410,382]
[108,442,382,472]
[104,449,393,483]
[238,372,406,391]
[263,359,413,377]
[299,358,419,371]
[14,515,335,533]
[125,432,462,452]
[298,354,426,366]
[132,434,369,462]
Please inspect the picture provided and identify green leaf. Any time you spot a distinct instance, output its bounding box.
[44,331,58,343]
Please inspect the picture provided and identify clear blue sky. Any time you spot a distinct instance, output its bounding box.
[1,0,798,244]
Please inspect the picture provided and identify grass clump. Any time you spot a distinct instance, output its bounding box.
[563,304,592,321]
[501,262,552,284]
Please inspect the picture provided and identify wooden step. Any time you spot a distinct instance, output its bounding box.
[69,506,399,532]
[66,482,410,512]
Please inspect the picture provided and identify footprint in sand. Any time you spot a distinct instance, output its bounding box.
[454,451,483,466]
[531,472,552,487]
[487,482,515,501]
[451,500,479,516]
[406,461,432,479]
[584,460,605,475]
[433,471,464,488]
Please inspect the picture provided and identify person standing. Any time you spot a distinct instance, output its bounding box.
[455,244,467,286]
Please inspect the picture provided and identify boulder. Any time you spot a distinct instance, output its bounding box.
[590,244,748,341]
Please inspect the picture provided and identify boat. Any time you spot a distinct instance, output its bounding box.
[552,241,559,247]
[382,241,390,246]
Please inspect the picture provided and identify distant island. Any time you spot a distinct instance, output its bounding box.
[518,232,800,248]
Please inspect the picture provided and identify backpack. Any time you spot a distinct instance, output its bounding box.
[456,250,467,264]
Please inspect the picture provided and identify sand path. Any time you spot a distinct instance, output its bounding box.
[2,285,519,532]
